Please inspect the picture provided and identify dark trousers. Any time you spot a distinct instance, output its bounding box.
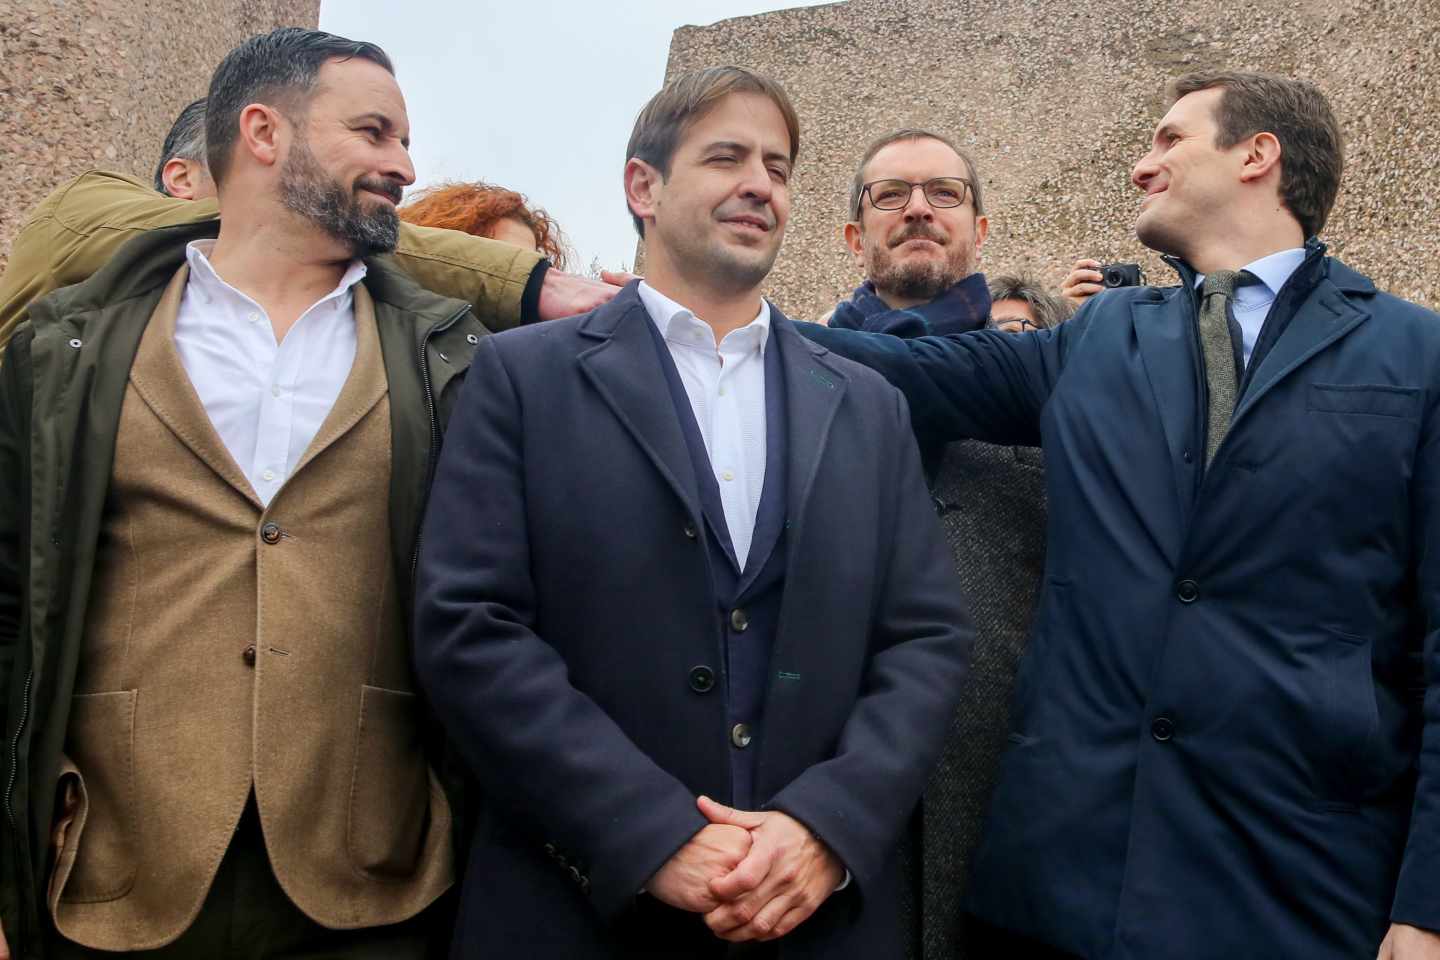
[48,797,449,959]
[964,915,1085,960]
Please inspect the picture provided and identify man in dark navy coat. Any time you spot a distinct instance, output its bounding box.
[413,66,973,958]
[804,71,1440,960]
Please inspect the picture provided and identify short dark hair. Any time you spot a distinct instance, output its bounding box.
[154,98,208,194]
[988,274,1072,329]
[1167,71,1343,238]
[850,129,985,220]
[205,27,394,186]
[625,65,800,237]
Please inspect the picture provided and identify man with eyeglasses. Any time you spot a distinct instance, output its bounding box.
[830,129,991,341]
[823,130,1048,960]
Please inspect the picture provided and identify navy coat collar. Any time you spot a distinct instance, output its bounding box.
[576,282,850,552]
[1135,241,1374,523]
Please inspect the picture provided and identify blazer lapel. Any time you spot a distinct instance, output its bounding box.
[577,288,701,517]
[1231,281,1369,430]
[774,314,848,554]
[128,265,261,508]
[1132,293,1198,520]
[289,283,388,478]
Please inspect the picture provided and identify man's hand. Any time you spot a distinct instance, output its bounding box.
[1060,258,1105,306]
[1,918,9,960]
[1379,923,1440,959]
[537,269,631,321]
[697,795,844,942]
[647,823,753,913]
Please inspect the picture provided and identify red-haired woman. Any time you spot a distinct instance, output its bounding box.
[399,181,570,270]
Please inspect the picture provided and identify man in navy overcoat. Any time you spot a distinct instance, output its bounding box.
[804,71,1440,960]
[414,67,973,958]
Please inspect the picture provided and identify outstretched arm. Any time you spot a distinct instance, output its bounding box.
[0,170,621,355]
[799,317,1080,447]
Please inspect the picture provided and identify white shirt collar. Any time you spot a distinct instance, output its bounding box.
[1193,247,1306,302]
[184,239,368,314]
[637,280,771,354]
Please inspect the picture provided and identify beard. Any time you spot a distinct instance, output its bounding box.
[279,134,402,256]
[866,222,978,302]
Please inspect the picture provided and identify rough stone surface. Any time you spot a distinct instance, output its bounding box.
[0,0,320,270]
[662,0,1440,318]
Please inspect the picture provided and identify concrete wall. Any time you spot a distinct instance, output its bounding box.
[0,0,320,269]
[663,0,1439,318]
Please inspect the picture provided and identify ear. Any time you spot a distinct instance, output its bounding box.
[973,214,990,258]
[843,220,866,270]
[1238,131,1283,185]
[624,157,663,232]
[236,102,287,170]
[160,158,199,200]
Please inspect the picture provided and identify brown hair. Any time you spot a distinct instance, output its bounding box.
[625,65,800,237]
[988,274,1072,329]
[399,181,569,269]
[1167,71,1343,238]
[849,129,985,220]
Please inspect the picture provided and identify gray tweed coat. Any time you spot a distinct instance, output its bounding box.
[900,439,1047,959]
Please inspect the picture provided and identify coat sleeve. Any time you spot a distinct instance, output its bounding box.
[767,386,975,896]
[413,336,707,920]
[1390,387,1440,931]
[0,326,31,718]
[0,170,543,358]
[799,307,1085,447]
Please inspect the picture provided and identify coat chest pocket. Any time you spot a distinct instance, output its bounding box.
[1307,383,1420,420]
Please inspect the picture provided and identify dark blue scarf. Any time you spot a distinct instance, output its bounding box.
[829,272,992,337]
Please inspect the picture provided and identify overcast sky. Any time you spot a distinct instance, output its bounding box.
[318,1,835,273]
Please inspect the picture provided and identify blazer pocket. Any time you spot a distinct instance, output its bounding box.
[347,684,431,879]
[58,690,138,904]
[1307,383,1420,420]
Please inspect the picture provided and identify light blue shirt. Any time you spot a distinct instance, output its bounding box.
[1194,247,1306,368]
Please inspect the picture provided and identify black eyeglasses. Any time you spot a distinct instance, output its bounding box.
[986,316,1038,334]
[856,177,973,217]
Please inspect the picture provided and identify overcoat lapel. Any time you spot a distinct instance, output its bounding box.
[1131,294,1196,524]
[774,315,848,567]
[1231,281,1369,429]
[577,289,702,518]
[127,265,261,508]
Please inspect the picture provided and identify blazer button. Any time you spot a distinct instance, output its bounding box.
[242,645,257,667]
[730,608,749,632]
[1175,579,1199,603]
[683,521,698,540]
[260,522,282,544]
[730,722,752,749]
[688,665,716,693]
[1151,716,1175,742]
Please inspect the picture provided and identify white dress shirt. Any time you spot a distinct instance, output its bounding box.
[173,240,367,506]
[1195,247,1306,367]
[637,282,769,570]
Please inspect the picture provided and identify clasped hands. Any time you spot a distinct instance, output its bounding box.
[647,795,844,942]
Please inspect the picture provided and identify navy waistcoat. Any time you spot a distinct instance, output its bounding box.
[645,316,789,810]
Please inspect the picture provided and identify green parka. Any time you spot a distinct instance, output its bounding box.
[0,220,488,958]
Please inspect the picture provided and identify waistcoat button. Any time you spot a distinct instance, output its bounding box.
[683,521,698,540]
[730,608,749,632]
[243,645,257,667]
[260,522,282,544]
[730,722,752,749]
[688,665,715,693]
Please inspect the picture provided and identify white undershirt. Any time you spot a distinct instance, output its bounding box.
[173,240,366,506]
[637,281,769,569]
